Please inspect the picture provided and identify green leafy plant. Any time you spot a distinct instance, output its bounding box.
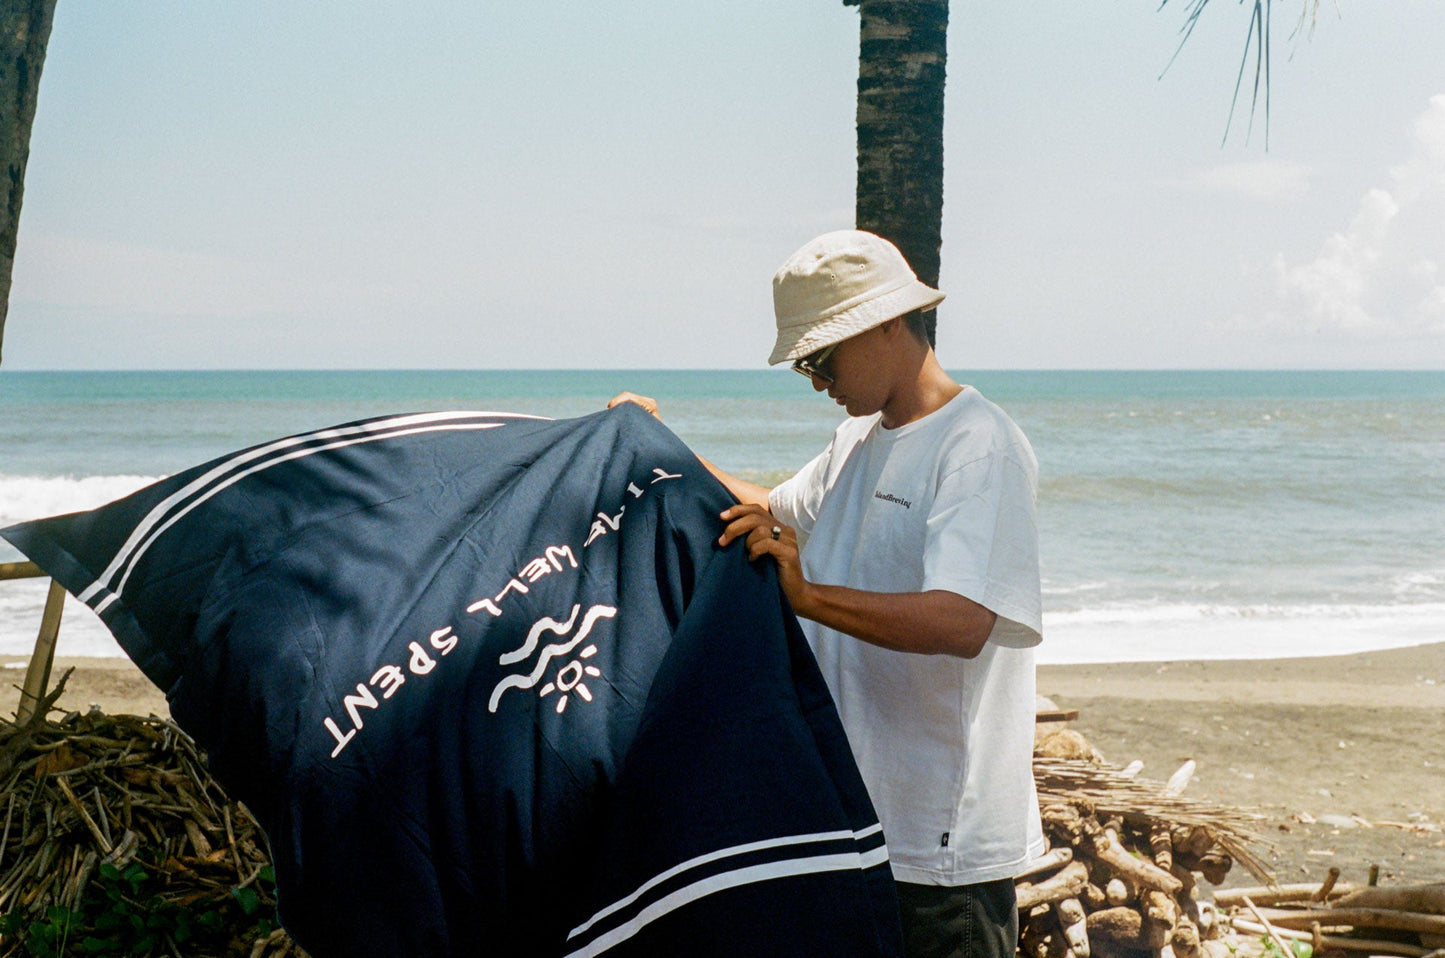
[0,906,80,958]
[0,859,281,957]
[1261,936,1312,958]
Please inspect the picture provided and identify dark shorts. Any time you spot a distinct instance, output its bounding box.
[894,878,1019,958]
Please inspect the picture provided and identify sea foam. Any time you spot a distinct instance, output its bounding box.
[0,474,159,530]
[1039,600,1445,664]
[1,474,157,657]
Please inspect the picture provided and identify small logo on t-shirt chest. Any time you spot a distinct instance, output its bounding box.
[872,490,912,510]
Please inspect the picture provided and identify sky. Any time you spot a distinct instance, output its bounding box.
[5,0,1444,370]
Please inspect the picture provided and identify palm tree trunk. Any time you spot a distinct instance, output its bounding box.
[848,0,949,345]
[0,0,58,366]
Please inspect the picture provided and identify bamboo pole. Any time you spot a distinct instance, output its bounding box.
[1243,896,1300,958]
[16,578,65,723]
[1251,906,1445,936]
[1214,883,1358,908]
[1229,918,1431,957]
[0,560,44,580]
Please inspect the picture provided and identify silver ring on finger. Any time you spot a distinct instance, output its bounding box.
[770,525,782,540]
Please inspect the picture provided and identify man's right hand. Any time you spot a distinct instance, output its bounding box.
[608,392,776,509]
[607,392,661,419]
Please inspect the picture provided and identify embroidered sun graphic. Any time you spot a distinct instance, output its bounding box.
[486,604,617,714]
[538,644,602,713]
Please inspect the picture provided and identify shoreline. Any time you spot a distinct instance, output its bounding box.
[8,642,1444,890]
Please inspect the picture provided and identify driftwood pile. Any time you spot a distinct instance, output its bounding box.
[0,675,304,957]
[1216,875,1445,958]
[1019,727,1273,958]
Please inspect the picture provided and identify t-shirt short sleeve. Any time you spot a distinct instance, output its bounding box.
[769,438,837,540]
[922,452,1042,648]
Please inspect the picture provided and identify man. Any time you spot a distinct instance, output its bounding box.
[611,229,1044,958]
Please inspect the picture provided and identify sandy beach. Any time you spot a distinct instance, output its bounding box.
[1039,642,1445,890]
[9,642,1445,894]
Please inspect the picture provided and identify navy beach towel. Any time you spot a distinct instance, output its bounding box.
[3,404,902,957]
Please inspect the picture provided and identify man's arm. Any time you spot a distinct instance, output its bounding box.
[791,584,996,659]
[719,504,997,659]
[698,457,771,508]
[605,394,995,654]
[608,391,772,507]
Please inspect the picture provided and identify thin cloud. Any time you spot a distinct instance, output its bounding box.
[12,232,402,322]
[1270,94,1445,336]
[1193,160,1313,201]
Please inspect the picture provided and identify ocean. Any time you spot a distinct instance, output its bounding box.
[2,369,1442,665]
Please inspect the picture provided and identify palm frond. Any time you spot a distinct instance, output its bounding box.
[1160,0,1324,147]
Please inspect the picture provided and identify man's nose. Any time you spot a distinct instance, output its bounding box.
[811,372,830,392]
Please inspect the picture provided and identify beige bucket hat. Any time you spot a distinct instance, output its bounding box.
[768,229,945,365]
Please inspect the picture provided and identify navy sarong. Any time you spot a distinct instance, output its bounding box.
[3,404,902,957]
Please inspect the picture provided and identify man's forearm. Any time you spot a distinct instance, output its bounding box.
[716,504,994,659]
[790,584,996,659]
[699,456,772,508]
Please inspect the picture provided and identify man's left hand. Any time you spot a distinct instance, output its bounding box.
[718,504,807,607]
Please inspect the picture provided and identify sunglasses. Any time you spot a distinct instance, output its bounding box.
[791,343,839,384]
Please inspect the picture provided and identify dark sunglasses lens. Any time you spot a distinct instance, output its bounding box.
[795,360,827,381]
[792,344,835,381]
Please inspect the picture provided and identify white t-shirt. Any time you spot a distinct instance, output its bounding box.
[769,387,1046,886]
